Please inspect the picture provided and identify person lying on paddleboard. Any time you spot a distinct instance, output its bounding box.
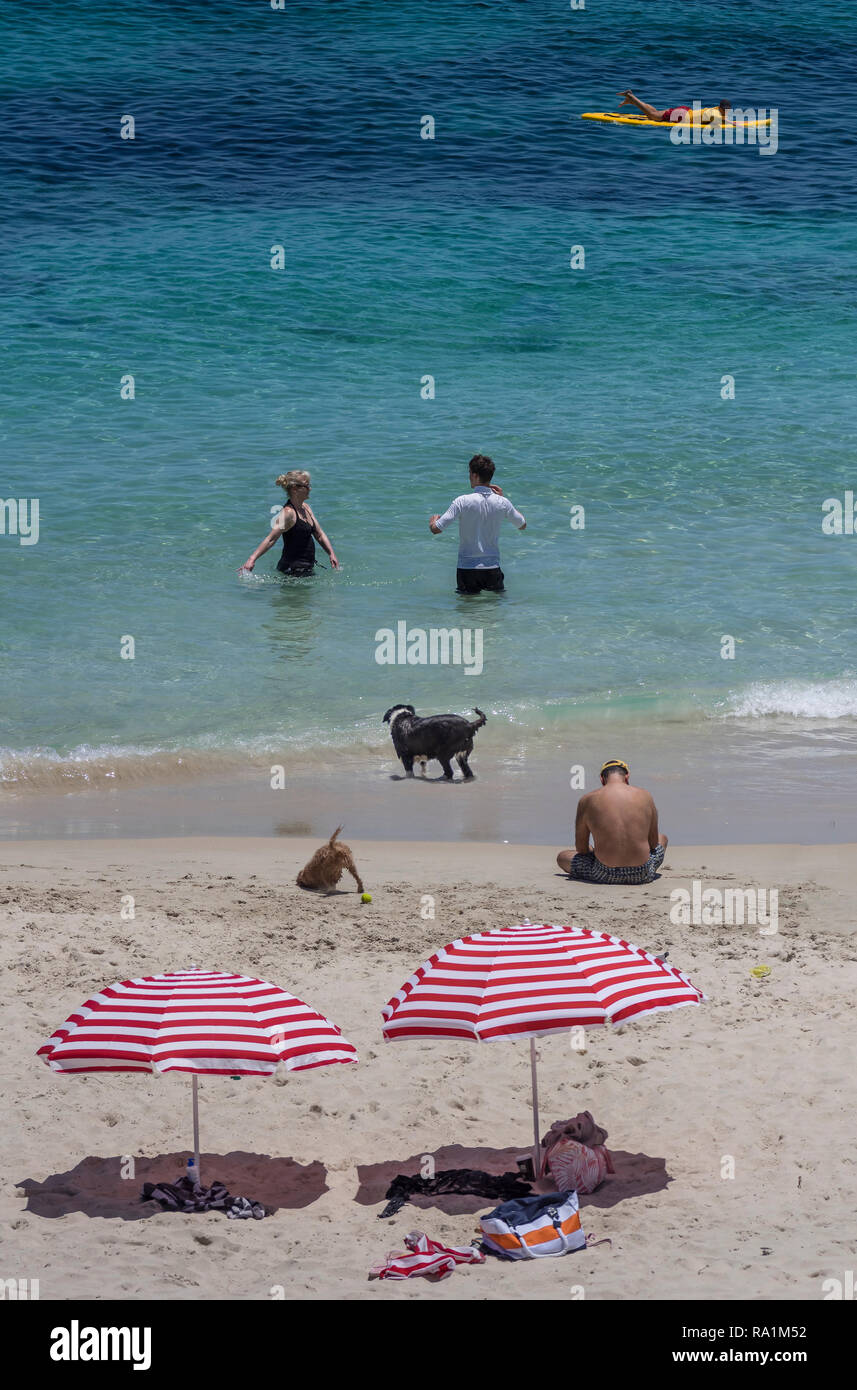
[239,469,340,576]
[617,91,731,123]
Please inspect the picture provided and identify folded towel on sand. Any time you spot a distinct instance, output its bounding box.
[379,1168,532,1219]
[142,1175,267,1219]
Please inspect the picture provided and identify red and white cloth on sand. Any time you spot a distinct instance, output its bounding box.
[369,1231,486,1282]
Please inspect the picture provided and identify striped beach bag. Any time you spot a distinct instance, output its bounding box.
[480,1190,586,1260]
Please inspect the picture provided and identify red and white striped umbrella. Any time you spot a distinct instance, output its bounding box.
[38,968,357,1183]
[382,922,704,1167]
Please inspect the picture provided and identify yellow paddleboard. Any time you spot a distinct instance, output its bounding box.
[581,111,771,128]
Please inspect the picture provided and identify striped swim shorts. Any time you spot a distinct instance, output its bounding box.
[568,844,665,885]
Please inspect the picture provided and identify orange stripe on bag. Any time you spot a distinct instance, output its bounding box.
[487,1230,526,1250]
[487,1210,582,1251]
[523,1212,582,1247]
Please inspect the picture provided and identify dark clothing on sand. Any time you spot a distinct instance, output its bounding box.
[142,1175,266,1219]
[379,1168,531,1219]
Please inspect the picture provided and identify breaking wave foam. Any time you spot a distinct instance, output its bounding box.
[6,682,857,792]
[720,680,857,720]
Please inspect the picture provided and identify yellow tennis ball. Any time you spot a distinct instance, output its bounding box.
[750,965,771,979]
[361,892,372,903]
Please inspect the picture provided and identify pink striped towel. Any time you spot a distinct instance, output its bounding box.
[369,1231,486,1281]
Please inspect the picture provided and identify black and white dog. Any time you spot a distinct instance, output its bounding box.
[382,704,487,781]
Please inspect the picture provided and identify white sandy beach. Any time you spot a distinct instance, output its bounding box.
[2,837,855,1301]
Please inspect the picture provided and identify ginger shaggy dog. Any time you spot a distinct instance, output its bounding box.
[296,827,364,895]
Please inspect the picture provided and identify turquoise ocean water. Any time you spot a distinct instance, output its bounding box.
[2,0,856,837]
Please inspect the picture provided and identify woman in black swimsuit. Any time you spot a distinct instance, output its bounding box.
[240,470,340,577]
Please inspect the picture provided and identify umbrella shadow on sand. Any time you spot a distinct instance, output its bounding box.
[356,1143,670,1216]
[18,1152,328,1220]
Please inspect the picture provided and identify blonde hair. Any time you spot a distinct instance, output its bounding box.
[276,469,311,494]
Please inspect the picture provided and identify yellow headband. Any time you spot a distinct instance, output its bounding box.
[600,759,629,776]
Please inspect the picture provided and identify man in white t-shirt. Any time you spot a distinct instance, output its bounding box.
[429,455,526,593]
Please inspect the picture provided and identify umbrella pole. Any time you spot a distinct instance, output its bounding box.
[530,1037,541,1180]
[192,1074,201,1185]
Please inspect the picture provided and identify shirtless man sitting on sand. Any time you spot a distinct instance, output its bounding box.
[557,759,668,885]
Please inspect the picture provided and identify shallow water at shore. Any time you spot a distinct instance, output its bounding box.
[6,713,857,844]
